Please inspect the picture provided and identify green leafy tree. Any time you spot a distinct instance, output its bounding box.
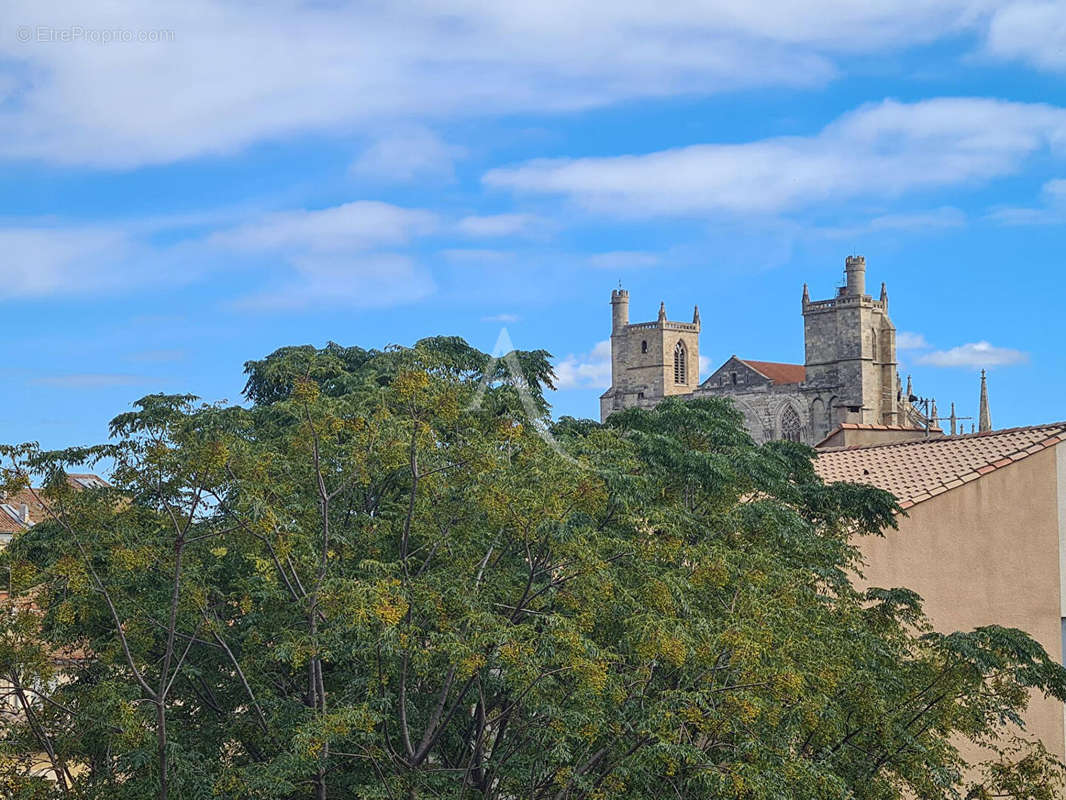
[0,337,1063,799]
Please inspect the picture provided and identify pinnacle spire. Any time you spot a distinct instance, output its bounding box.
[658,301,666,322]
[692,304,700,325]
[802,283,809,304]
[978,369,992,432]
[906,374,913,400]
[880,281,888,306]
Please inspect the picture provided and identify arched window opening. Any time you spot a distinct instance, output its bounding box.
[641,340,648,354]
[781,406,802,442]
[673,341,687,384]
[731,372,738,385]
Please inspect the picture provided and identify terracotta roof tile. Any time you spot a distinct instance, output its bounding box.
[738,359,806,385]
[0,475,109,540]
[814,422,1066,508]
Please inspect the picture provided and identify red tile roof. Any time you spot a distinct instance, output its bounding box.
[814,423,1066,509]
[739,359,806,385]
[0,475,110,536]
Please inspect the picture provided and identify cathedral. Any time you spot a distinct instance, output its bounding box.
[599,255,981,446]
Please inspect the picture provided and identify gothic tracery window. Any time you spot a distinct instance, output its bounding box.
[781,405,802,442]
[673,341,687,384]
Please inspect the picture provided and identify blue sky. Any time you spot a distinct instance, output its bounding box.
[2,1,1065,450]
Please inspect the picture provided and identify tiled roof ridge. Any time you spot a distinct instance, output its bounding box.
[815,421,1066,511]
[737,358,806,385]
[739,357,803,368]
[831,421,1066,453]
[834,422,938,432]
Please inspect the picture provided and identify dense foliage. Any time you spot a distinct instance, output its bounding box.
[0,337,1063,799]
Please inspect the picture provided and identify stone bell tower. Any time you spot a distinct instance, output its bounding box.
[802,256,902,427]
[600,289,700,421]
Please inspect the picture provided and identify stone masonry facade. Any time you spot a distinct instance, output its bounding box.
[599,256,932,446]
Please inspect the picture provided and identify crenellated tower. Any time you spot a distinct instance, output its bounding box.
[600,291,700,421]
[801,255,902,429]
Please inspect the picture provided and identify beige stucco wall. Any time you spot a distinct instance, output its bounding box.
[855,445,1065,761]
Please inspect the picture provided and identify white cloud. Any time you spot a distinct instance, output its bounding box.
[1,1,1035,169]
[988,177,1066,225]
[236,253,435,311]
[485,98,1066,217]
[456,214,545,238]
[1042,177,1066,201]
[32,373,161,388]
[210,201,437,253]
[586,251,662,269]
[349,127,465,183]
[896,331,930,350]
[440,248,516,265]
[817,207,966,239]
[698,354,712,378]
[0,224,189,297]
[482,313,520,323]
[916,341,1029,368]
[554,340,612,390]
[209,201,438,310]
[985,2,1066,72]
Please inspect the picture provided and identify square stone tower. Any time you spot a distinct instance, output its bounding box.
[802,256,901,427]
[599,290,700,421]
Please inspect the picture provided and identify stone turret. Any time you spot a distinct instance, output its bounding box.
[979,370,992,432]
[611,288,629,333]
[844,255,866,296]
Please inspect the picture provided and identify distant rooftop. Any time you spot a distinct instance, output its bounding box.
[0,474,110,538]
[738,359,806,385]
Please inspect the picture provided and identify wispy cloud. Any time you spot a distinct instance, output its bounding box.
[32,373,163,388]
[457,214,546,238]
[0,225,141,297]
[440,249,516,265]
[916,341,1029,368]
[482,313,520,323]
[210,202,437,253]
[349,126,465,183]
[485,98,1066,218]
[896,331,930,350]
[209,202,439,310]
[234,253,435,311]
[988,177,1066,226]
[817,207,966,239]
[586,251,662,269]
[554,340,612,390]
